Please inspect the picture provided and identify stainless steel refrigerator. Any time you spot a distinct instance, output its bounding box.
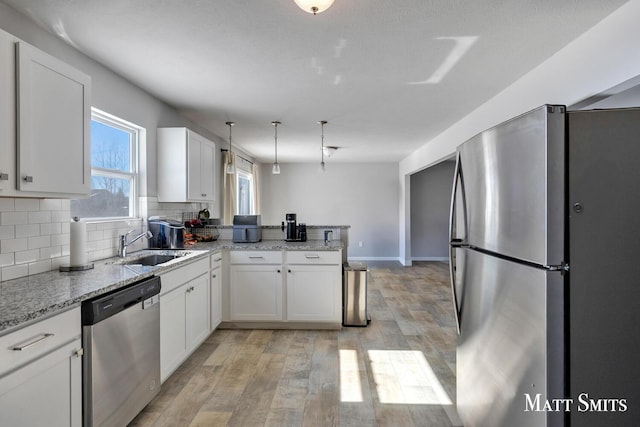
[449,105,640,427]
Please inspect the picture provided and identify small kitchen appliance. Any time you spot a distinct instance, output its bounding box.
[284,213,307,242]
[148,218,184,249]
[233,215,262,243]
[285,213,297,240]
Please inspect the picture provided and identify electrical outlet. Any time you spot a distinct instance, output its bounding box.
[358,241,363,247]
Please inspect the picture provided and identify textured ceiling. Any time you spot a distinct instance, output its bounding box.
[2,0,629,163]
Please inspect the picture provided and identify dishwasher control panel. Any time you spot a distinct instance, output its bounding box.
[81,276,161,325]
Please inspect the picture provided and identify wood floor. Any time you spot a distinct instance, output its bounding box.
[130,261,461,427]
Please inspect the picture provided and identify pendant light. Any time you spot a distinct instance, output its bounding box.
[294,0,335,15]
[225,121,235,174]
[271,121,281,174]
[319,120,327,172]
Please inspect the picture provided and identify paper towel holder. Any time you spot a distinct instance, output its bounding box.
[59,217,94,272]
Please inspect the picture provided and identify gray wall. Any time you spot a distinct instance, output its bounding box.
[410,161,455,260]
[259,163,399,260]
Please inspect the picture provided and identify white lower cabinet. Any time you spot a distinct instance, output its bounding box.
[160,258,210,382]
[230,264,283,321]
[286,251,342,323]
[187,274,210,350]
[227,249,342,325]
[210,253,223,330]
[287,264,342,322]
[0,307,82,427]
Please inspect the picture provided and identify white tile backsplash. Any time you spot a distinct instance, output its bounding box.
[0,198,15,212]
[2,264,28,281]
[0,225,14,239]
[28,211,52,224]
[1,238,28,254]
[15,249,39,264]
[28,235,51,250]
[0,196,207,282]
[0,253,14,268]
[28,259,51,275]
[1,212,28,226]
[14,198,39,211]
[15,223,40,238]
[39,199,62,211]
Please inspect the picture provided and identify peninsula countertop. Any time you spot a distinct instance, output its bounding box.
[0,239,343,333]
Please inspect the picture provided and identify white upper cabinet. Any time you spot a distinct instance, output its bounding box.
[0,29,91,198]
[15,41,91,196]
[157,127,216,203]
[0,30,14,195]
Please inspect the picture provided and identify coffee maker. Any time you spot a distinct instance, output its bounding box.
[284,213,307,242]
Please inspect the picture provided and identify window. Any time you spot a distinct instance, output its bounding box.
[236,169,254,215]
[71,109,140,219]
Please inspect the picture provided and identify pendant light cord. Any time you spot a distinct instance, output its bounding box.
[273,121,279,163]
[319,120,327,169]
[225,121,235,174]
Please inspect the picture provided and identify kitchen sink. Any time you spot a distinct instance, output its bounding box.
[124,253,188,266]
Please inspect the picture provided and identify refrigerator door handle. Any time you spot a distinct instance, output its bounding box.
[450,238,464,247]
[449,152,466,335]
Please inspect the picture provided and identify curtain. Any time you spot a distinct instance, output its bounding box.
[252,162,261,215]
[222,151,236,225]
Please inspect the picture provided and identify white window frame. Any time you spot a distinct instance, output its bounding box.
[78,108,140,220]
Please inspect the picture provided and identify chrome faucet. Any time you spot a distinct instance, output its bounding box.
[118,229,153,257]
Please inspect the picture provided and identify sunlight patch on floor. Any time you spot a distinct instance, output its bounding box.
[339,349,364,402]
[368,350,453,405]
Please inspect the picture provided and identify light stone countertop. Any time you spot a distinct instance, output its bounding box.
[0,239,343,333]
[193,239,344,251]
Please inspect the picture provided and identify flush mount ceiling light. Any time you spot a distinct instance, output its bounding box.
[272,121,281,174]
[323,146,338,157]
[319,120,327,172]
[294,0,335,15]
[225,121,235,174]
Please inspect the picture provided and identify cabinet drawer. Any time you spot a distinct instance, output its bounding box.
[0,307,81,376]
[160,257,209,295]
[229,250,282,265]
[210,251,223,269]
[286,250,341,265]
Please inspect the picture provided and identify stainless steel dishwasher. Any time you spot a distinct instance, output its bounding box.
[82,276,161,427]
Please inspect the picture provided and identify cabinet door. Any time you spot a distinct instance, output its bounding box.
[187,273,210,348]
[16,41,90,196]
[200,139,215,200]
[186,131,215,201]
[287,265,342,322]
[0,30,15,195]
[160,285,188,383]
[187,132,203,201]
[211,265,222,330]
[0,339,82,427]
[230,265,282,321]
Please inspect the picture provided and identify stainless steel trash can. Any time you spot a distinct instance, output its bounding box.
[343,262,370,326]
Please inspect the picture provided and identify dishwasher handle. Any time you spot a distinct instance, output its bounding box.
[82,276,161,325]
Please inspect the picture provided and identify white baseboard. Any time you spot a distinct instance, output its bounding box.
[411,256,449,262]
[347,256,402,262]
[346,256,449,266]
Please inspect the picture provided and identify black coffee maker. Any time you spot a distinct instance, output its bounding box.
[284,213,307,242]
